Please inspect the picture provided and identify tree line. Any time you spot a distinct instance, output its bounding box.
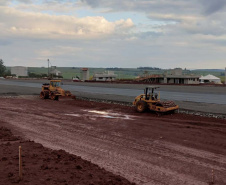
[0,59,11,77]
[137,67,162,70]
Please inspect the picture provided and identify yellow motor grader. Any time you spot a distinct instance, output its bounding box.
[133,86,179,113]
[40,80,75,100]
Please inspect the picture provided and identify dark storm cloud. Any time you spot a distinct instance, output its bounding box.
[80,0,226,37]
[80,0,194,13]
[81,0,226,16]
[80,0,100,7]
[201,0,226,15]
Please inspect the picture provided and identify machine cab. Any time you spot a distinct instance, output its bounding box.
[144,86,159,101]
[49,80,61,91]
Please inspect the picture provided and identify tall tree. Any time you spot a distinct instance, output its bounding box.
[0,59,6,76]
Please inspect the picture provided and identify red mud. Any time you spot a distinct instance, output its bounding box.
[0,126,135,185]
[1,96,226,184]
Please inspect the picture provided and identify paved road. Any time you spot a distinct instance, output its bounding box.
[0,79,226,114]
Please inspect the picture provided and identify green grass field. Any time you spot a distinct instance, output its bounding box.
[8,67,225,83]
[27,67,164,80]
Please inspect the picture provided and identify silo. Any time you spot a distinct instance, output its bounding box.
[81,68,89,81]
[11,66,28,77]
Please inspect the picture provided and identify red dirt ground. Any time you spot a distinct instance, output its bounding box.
[1,96,226,185]
[0,126,135,185]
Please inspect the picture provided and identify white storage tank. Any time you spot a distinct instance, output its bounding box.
[11,66,28,77]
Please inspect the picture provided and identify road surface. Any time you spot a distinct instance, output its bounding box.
[0,79,226,114]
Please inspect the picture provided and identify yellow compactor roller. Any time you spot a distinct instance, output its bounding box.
[133,86,179,113]
[40,80,75,100]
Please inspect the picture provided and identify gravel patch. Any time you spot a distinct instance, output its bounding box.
[77,96,226,120]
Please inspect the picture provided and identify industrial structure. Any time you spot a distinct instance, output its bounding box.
[11,66,28,77]
[199,75,221,84]
[50,66,62,77]
[93,71,117,81]
[136,68,200,84]
[81,68,90,81]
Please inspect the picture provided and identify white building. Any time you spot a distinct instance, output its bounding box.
[50,66,62,76]
[93,71,117,81]
[199,74,221,84]
[137,68,200,84]
[81,68,89,81]
[11,66,28,77]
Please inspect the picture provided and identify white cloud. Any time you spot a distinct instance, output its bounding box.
[1,0,226,69]
[147,13,200,22]
[37,46,83,58]
[0,7,134,39]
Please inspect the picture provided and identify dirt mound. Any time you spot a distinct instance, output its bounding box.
[0,126,20,141]
[0,126,135,185]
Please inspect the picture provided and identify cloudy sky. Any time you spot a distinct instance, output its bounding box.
[0,0,226,69]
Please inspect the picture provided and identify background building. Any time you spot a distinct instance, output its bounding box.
[81,68,89,81]
[93,71,117,81]
[11,66,28,77]
[199,75,221,84]
[136,68,200,84]
[50,66,62,77]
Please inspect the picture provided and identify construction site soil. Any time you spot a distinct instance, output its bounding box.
[0,96,226,185]
[0,127,135,185]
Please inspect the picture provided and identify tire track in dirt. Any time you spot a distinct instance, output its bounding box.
[1,111,223,184]
[0,98,226,184]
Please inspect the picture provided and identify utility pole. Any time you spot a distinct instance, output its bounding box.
[47,59,49,77]
[225,67,226,85]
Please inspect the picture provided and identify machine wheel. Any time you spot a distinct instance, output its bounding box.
[40,92,45,99]
[65,90,71,96]
[43,91,49,99]
[40,91,49,99]
[136,100,147,113]
[50,93,58,100]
